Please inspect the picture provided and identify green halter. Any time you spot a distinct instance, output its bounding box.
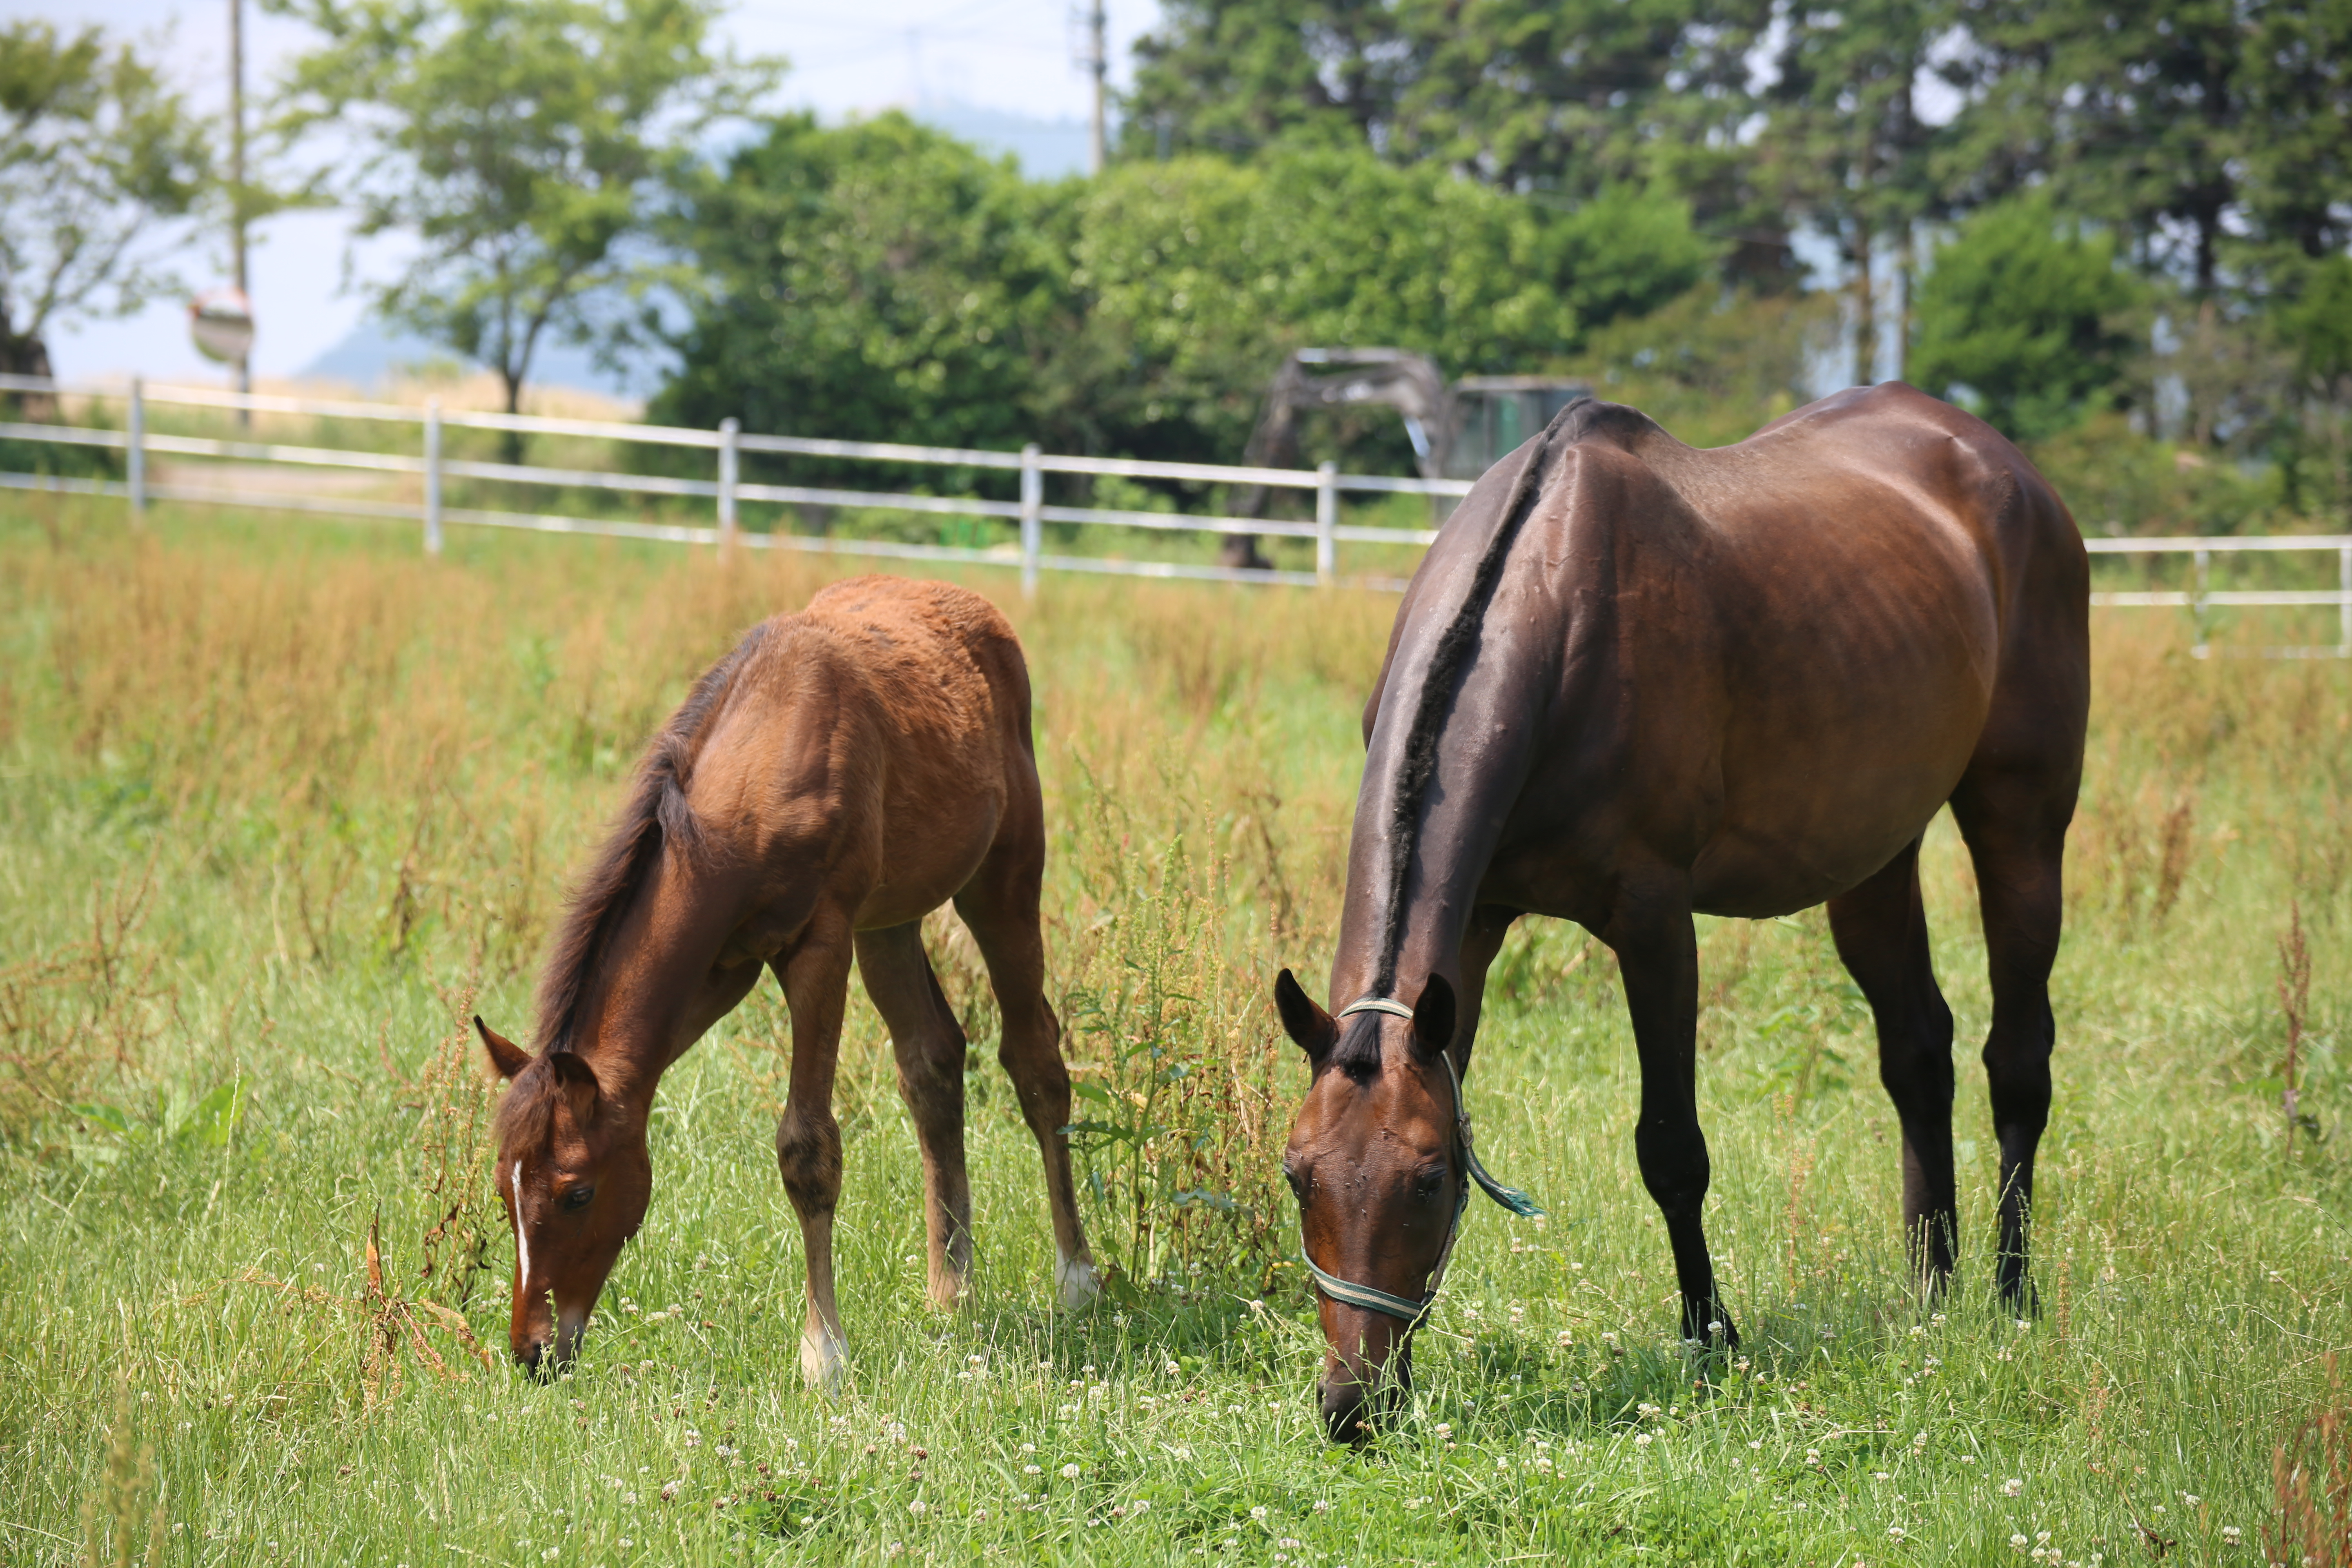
[1298,996,1545,1326]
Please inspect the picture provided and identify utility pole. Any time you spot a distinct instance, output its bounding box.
[229,0,252,421]
[1086,0,1106,176]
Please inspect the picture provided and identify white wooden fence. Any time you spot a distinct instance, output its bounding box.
[2,372,2346,655]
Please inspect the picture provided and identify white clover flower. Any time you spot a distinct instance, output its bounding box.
[2183,1493,2201,1507]
[1805,1450,1821,1466]
[909,1500,927,1517]
[2221,1526,2242,1544]
[1062,1464,1082,1480]
[1888,1526,1907,1540]
[1250,1506,1268,1521]
[2011,1536,2029,1551]
[1312,1500,1330,1514]
[1279,1538,1303,1550]
[1634,1433,1654,1447]
[2004,1477,2025,1497]
[1434,1423,1453,1438]
[1131,1499,1151,1514]
[1020,1443,1035,1454]
[1164,1360,1181,1375]
[1874,1471,1892,1481]
[1023,1464,1042,1476]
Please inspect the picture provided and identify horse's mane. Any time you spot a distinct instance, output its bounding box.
[528,621,773,1061]
[1332,400,1599,1077]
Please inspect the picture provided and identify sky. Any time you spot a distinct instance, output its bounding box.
[30,0,1158,386]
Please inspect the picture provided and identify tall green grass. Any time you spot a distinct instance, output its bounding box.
[2,495,2346,1566]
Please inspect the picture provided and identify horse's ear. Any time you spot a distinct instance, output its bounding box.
[1273,969,1336,1061]
[545,1050,602,1125]
[476,1016,531,1081]
[1410,974,1457,1060]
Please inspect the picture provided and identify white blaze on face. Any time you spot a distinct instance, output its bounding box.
[511,1159,531,1288]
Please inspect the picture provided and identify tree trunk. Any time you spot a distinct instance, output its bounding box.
[0,327,58,421]
[1852,214,1877,386]
[500,364,526,466]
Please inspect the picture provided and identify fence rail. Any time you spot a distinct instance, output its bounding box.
[2,372,2346,651]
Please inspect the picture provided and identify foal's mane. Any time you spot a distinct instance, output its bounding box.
[529,621,773,1061]
[1334,401,1599,1076]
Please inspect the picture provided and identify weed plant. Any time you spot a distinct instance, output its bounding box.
[0,497,2346,1564]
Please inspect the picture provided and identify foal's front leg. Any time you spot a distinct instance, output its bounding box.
[1606,878,1738,1347]
[773,910,857,1389]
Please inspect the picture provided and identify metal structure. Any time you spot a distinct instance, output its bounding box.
[0,371,2345,655]
[1227,349,1588,566]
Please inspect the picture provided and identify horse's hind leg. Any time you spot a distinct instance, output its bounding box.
[772,909,857,1389]
[1827,836,1959,1291]
[955,849,1098,1309]
[855,922,973,1310]
[1950,773,2073,1311]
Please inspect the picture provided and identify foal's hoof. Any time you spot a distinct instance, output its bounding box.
[1056,1251,1101,1310]
[799,1327,848,1392]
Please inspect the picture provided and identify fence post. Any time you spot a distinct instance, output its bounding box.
[718,417,739,550]
[127,376,146,523]
[422,398,444,556]
[2191,545,2211,659]
[2339,543,2350,656]
[1020,443,1042,598]
[1315,461,1338,586]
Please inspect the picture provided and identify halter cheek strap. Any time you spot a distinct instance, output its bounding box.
[1299,995,1546,1327]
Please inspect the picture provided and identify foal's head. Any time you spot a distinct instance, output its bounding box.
[1274,970,1463,1443]
[478,1018,650,1373]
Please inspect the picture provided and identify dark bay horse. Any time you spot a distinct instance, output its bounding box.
[476,575,1097,1382]
[1275,383,2089,1441]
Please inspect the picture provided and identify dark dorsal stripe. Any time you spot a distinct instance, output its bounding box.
[1368,405,1580,998]
[530,621,773,1058]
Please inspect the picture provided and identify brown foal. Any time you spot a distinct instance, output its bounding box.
[477,575,1097,1384]
[1276,385,2089,1440]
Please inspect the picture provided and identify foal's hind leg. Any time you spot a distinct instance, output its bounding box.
[1950,776,2072,1310]
[955,854,1098,1308]
[1827,837,1960,1291]
[772,909,858,1388]
[855,922,973,1310]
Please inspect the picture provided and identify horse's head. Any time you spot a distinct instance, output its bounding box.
[478,1018,650,1374]
[1274,969,1464,1443]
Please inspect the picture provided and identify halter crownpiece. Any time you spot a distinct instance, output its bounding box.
[1301,993,1546,1326]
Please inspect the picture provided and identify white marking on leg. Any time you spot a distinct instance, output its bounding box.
[799,1325,847,1391]
[1056,1248,1100,1309]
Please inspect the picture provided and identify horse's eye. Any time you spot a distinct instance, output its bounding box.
[1283,1165,1307,1200]
[561,1185,595,1212]
[1413,1169,1446,1202]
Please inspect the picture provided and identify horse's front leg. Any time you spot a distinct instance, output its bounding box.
[1605,875,1737,1348]
[772,908,857,1390]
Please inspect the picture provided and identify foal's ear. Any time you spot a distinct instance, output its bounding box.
[1273,969,1336,1060]
[1410,975,1457,1059]
[476,1016,532,1081]
[545,1050,602,1125]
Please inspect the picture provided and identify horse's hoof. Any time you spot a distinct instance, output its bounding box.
[799,1327,848,1391]
[1056,1252,1101,1310]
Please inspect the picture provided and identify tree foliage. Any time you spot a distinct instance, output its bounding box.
[1910,195,2145,442]
[0,21,211,379]
[653,122,1715,469]
[273,0,776,415]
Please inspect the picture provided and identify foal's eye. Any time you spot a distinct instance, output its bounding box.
[560,1185,595,1212]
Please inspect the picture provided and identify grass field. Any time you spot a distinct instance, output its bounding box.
[2,496,2348,1567]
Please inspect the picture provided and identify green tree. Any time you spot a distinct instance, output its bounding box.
[0,21,211,381]
[1910,194,2145,442]
[1762,0,1941,380]
[272,0,777,419]
[1119,0,1774,265]
[1939,0,2250,296]
[1075,150,1715,462]
[650,114,1080,464]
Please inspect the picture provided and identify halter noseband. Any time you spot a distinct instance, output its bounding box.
[1298,995,1545,1327]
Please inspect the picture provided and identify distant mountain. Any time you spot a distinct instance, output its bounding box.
[915,102,1090,179]
[300,319,662,398]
